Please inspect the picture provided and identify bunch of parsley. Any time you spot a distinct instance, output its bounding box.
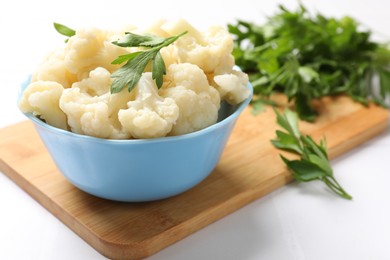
[229,4,390,121]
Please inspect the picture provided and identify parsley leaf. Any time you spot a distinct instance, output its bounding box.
[111,52,142,65]
[272,108,352,200]
[152,52,166,88]
[53,22,75,42]
[111,31,187,93]
[112,32,165,48]
[111,51,156,93]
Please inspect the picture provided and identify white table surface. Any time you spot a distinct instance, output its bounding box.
[1,0,390,259]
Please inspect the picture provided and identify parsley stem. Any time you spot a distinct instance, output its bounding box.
[149,31,188,52]
[323,176,353,200]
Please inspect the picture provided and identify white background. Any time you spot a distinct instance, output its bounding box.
[1,0,390,259]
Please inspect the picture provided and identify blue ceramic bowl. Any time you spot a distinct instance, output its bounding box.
[19,79,253,202]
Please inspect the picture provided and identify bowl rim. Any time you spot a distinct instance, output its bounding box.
[19,78,253,145]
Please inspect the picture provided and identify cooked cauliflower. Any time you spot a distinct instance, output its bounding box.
[160,63,220,135]
[32,48,77,89]
[64,27,129,79]
[161,19,235,74]
[139,19,171,38]
[118,73,179,138]
[19,20,250,139]
[59,67,132,139]
[159,44,179,69]
[214,70,251,105]
[19,81,68,130]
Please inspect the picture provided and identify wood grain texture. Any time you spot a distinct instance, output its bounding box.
[0,96,388,259]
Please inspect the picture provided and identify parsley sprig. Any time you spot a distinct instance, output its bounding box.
[229,4,390,121]
[53,22,186,94]
[110,31,187,93]
[272,108,352,200]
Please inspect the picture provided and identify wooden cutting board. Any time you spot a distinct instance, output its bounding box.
[0,96,388,259]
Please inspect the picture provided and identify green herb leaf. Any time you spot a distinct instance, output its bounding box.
[111,52,142,65]
[301,135,328,160]
[111,50,157,94]
[271,130,302,154]
[110,31,187,93]
[281,156,327,181]
[152,52,166,89]
[272,108,352,200]
[307,154,332,174]
[274,108,301,140]
[112,32,165,48]
[53,22,75,37]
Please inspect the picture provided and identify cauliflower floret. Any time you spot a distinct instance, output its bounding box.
[59,67,132,139]
[32,48,77,88]
[161,19,235,74]
[19,81,68,130]
[139,19,171,38]
[160,63,220,135]
[118,73,179,138]
[160,44,179,69]
[64,27,129,79]
[214,70,250,105]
